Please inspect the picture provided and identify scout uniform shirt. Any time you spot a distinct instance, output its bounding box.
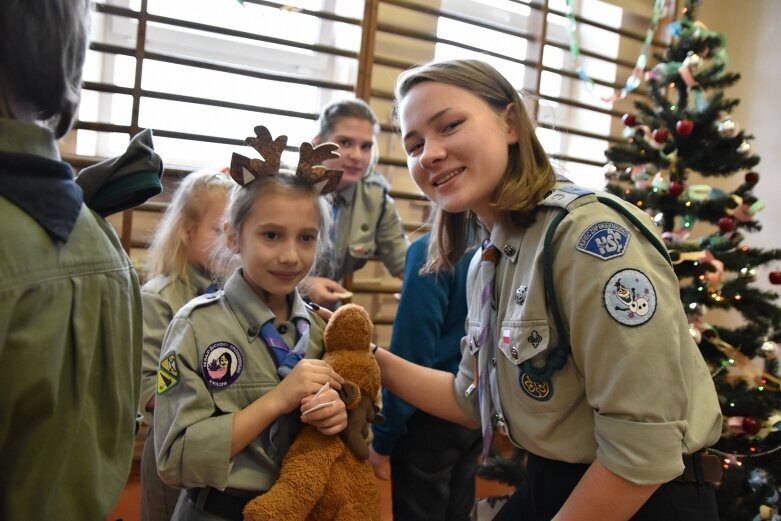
[327,170,408,282]
[0,117,142,521]
[453,185,723,485]
[154,268,326,494]
[139,264,215,425]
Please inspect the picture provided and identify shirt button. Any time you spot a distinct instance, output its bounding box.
[247,326,258,337]
[503,244,515,256]
[511,347,519,359]
[277,324,288,334]
[492,356,496,367]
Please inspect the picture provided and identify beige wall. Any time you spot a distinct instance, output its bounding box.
[699,0,781,300]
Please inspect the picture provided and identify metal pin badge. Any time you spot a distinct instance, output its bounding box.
[515,285,528,305]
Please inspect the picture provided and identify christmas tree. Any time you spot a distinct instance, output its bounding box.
[604,1,781,518]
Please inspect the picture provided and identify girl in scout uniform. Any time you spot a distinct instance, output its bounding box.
[154,127,348,521]
[373,59,723,520]
[139,168,233,521]
[303,98,409,307]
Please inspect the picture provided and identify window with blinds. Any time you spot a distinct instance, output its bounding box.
[68,0,672,341]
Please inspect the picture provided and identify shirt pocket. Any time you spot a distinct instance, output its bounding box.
[499,322,583,413]
[211,381,275,414]
[348,240,375,260]
[497,319,549,365]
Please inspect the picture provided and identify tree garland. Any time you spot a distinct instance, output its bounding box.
[563,0,667,102]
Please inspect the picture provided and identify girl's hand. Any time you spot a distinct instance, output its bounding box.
[273,359,343,413]
[300,388,347,435]
[301,276,348,308]
[368,446,390,480]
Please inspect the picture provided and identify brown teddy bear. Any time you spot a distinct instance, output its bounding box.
[242,303,383,521]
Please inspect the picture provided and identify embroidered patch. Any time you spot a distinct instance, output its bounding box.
[157,354,179,394]
[576,222,631,260]
[515,285,528,305]
[603,269,657,326]
[519,371,553,401]
[202,341,244,388]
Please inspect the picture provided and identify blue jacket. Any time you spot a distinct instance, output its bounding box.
[372,233,473,455]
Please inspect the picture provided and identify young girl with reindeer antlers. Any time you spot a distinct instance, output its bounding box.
[154,127,348,521]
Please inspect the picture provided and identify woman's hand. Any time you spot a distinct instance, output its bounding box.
[301,276,349,308]
[272,359,343,413]
[300,387,347,435]
[368,446,390,480]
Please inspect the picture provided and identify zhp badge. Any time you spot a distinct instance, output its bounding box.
[519,371,552,401]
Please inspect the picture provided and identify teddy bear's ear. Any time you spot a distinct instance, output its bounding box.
[338,381,361,410]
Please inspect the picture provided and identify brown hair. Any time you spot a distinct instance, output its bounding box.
[211,172,333,282]
[0,0,90,138]
[394,59,556,272]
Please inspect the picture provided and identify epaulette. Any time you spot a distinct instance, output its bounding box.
[177,290,223,316]
[539,185,596,210]
[363,170,391,191]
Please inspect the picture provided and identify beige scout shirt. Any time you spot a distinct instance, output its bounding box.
[0,118,142,521]
[155,269,326,494]
[139,264,214,425]
[326,170,408,281]
[454,187,722,485]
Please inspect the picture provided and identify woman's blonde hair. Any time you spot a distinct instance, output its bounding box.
[210,172,333,284]
[146,169,233,283]
[394,59,557,272]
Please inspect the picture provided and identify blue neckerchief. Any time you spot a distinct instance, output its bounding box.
[260,316,310,448]
[259,317,310,378]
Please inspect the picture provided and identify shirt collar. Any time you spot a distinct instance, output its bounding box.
[223,269,312,343]
[187,263,215,294]
[0,118,82,243]
[488,219,521,264]
[335,182,356,208]
[0,118,61,160]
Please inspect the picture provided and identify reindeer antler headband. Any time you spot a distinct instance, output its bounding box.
[229,126,342,195]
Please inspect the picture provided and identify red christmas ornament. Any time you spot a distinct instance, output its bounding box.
[676,119,694,136]
[742,417,761,435]
[652,128,669,143]
[745,171,760,185]
[669,181,685,197]
[718,217,735,233]
[622,113,637,127]
[770,271,781,285]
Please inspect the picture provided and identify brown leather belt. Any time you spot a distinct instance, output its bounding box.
[673,453,722,483]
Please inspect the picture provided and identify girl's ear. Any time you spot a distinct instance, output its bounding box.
[224,222,239,253]
[183,219,195,243]
[502,103,520,145]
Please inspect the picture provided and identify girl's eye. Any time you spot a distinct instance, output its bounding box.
[300,233,316,243]
[263,231,278,240]
[338,139,351,148]
[443,119,463,133]
[361,143,373,151]
[406,142,422,156]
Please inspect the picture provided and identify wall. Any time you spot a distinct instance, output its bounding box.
[698,0,781,306]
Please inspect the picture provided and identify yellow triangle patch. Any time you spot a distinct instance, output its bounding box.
[157,368,178,394]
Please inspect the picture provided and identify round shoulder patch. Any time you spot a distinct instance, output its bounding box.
[603,269,657,327]
[202,341,243,388]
